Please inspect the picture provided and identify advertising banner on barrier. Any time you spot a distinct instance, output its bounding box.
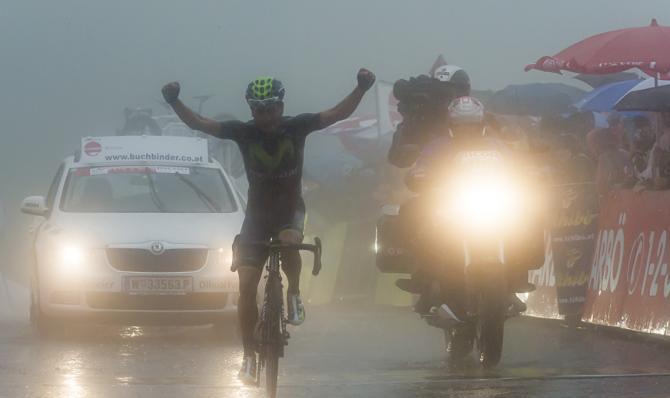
[583,190,670,334]
[526,233,560,319]
[550,183,599,316]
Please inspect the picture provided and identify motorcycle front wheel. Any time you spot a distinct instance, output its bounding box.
[446,324,475,363]
[476,286,506,369]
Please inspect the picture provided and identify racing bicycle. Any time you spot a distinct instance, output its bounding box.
[238,237,322,398]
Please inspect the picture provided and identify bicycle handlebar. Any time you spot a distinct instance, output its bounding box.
[231,237,323,276]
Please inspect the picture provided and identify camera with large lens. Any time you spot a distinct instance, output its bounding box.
[393,75,455,127]
[387,75,461,168]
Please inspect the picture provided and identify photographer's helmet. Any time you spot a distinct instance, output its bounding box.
[447,96,486,138]
[432,65,471,97]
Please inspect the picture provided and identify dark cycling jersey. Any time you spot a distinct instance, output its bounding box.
[213,113,322,212]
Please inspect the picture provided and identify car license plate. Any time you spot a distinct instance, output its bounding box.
[124,276,193,295]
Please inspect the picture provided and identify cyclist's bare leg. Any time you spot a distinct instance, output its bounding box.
[237,265,262,356]
[281,249,302,294]
[279,229,304,295]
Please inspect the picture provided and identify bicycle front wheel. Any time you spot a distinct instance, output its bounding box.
[265,343,280,398]
[263,272,283,397]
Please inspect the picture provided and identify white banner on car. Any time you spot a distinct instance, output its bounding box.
[80,136,209,165]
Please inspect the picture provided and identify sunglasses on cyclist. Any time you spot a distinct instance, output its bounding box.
[247,97,283,111]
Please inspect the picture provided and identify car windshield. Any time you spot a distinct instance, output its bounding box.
[60,165,237,213]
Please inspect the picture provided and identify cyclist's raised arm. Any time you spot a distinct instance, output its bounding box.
[317,68,376,129]
[161,82,223,137]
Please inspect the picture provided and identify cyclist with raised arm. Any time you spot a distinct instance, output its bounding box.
[161,69,376,383]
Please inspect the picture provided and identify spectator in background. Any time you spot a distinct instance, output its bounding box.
[607,113,626,150]
[552,133,595,184]
[652,112,670,190]
[119,108,162,136]
[630,115,655,183]
[0,198,5,257]
[0,197,6,267]
[587,127,634,198]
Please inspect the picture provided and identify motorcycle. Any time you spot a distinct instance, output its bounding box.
[377,142,545,368]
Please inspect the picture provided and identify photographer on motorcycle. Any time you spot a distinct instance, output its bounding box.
[388,65,471,168]
[397,96,529,321]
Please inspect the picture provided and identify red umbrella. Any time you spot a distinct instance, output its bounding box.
[525,19,670,77]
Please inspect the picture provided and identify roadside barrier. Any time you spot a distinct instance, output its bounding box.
[527,189,670,335]
[582,190,670,335]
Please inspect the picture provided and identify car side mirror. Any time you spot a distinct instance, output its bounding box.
[20,196,49,217]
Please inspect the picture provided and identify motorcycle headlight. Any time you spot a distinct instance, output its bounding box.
[446,171,524,231]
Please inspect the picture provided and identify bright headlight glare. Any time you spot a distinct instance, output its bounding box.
[218,247,233,266]
[57,245,86,275]
[447,172,523,230]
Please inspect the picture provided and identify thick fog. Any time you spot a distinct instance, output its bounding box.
[1,0,669,281]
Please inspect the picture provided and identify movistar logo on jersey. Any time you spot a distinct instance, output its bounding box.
[249,138,296,172]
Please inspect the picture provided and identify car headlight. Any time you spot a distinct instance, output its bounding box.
[56,244,87,275]
[218,247,233,267]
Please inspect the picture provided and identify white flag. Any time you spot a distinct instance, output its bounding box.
[376,80,401,137]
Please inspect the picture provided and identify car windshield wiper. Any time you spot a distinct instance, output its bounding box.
[175,173,221,213]
[145,169,167,213]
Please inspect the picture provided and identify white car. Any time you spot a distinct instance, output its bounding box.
[21,136,245,333]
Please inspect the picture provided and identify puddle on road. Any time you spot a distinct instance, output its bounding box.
[120,326,145,339]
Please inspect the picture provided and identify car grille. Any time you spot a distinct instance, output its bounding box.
[106,248,208,272]
[86,292,228,311]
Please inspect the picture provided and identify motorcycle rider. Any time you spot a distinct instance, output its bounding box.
[161,68,376,383]
[398,96,529,320]
[387,65,471,303]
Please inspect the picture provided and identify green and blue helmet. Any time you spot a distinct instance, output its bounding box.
[245,77,285,108]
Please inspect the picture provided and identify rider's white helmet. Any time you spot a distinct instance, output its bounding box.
[433,65,464,83]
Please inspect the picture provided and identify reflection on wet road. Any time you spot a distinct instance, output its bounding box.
[2,306,670,397]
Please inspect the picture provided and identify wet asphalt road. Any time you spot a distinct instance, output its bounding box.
[2,305,670,398]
